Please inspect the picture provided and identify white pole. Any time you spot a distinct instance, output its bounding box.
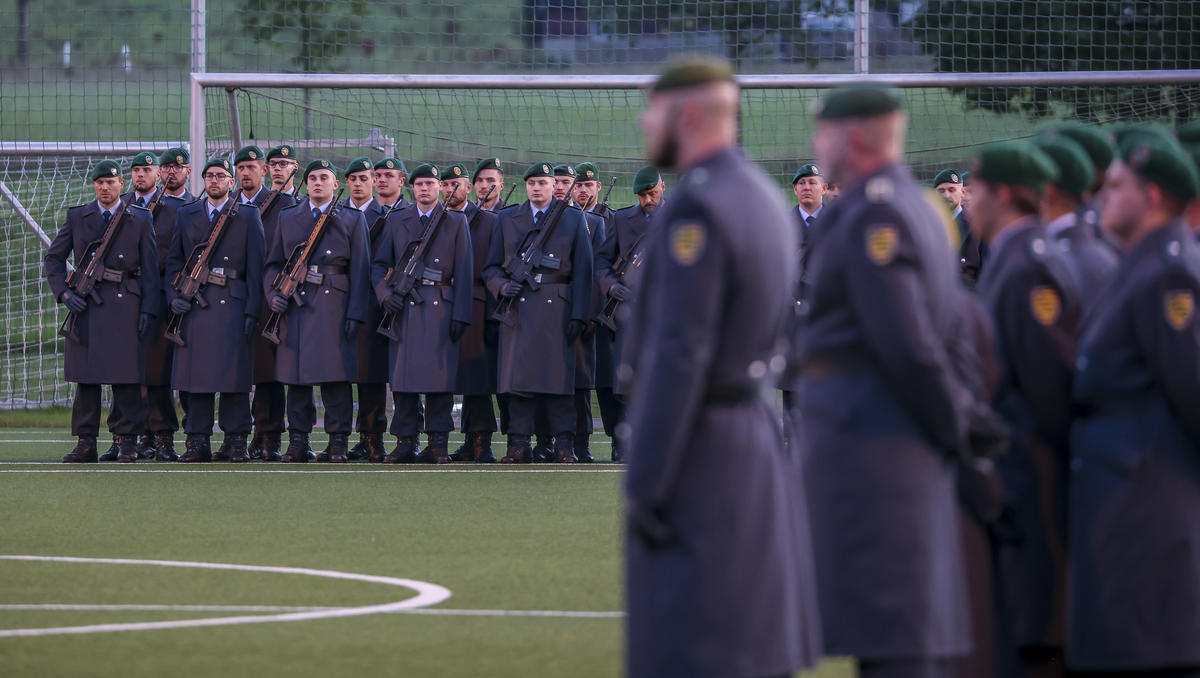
[854,0,869,75]
[122,44,131,74]
[62,42,70,71]
[189,0,207,196]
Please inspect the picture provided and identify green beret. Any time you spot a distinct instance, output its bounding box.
[203,157,232,176]
[344,156,374,177]
[791,164,822,184]
[574,162,600,181]
[1033,136,1095,200]
[1110,122,1175,151]
[130,151,158,168]
[973,141,1059,191]
[89,159,122,182]
[1119,135,1200,203]
[1178,121,1200,147]
[472,157,503,182]
[302,158,336,184]
[817,83,903,120]
[373,157,406,173]
[266,145,297,162]
[234,145,264,165]
[931,168,962,187]
[442,162,469,180]
[553,164,576,178]
[652,54,736,92]
[633,166,661,194]
[409,163,440,182]
[524,162,555,181]
[1043,122,1113,177]
[159,147,189,166]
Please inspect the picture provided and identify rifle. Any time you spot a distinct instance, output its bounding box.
[596,232,647,331]
[260,188,346,344]
[376,184,463,341]
[259,167,298,221]
[145,182,169,219]
[496,183,518,211]
[491,177,578,327]
[593,177,617,215]
[468,185,496,230]
[163,198,241,347]
[368,194,406,243]
[58,200,132,342]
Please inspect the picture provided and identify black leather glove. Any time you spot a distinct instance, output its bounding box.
[609,282,632,302]
[484,321,499,347]
[169,297,192,315]
[136,313,152,339]
[343,319,361,342]
[267,294,289,314]
[243,316,258,343]
[448,320,467,342]
[499,280,522,298]
[383,293,406,314]
[565,319,586,342]
[61,290,87,313]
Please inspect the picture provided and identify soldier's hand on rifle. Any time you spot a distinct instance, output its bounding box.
[60,290,87,313]
[267,294,289,314]
[565,319,586,342]
[499,280,522,298]
[169,297,193,315]
[343,319,361,342]
[448,320,467,343]
[382,292,406,314]
[243,317,258,343]
[609,282,632,302]
[137,313,152,339]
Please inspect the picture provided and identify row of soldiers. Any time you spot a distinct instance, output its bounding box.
[44,144,668,465]
[619,57,1200,678]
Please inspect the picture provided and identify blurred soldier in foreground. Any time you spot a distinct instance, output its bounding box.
[970,141,1083,678]
[1068,131,1200,678]
[793,83,973,678]
[623,56,821,678]
[45,160,158,463]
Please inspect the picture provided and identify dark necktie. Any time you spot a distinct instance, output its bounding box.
[805,215,815,228]
[210,209,219,224]
[102,210,112,225]
[136,197,146,208]
[420,214,430,229]
[312,208,321,221]
[533,211,543,225]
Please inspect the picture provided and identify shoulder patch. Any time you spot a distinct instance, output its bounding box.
[1165,290,1195,330]
[865,225,899,265]
[865,176,894,203]
[1030,286,1061,326]
[669,222,706,266]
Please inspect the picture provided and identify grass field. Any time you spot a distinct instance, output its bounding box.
[0,422,853,677]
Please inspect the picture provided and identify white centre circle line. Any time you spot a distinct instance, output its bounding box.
[0,555,452,638]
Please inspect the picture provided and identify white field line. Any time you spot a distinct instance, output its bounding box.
[0,555,450,638]
[0,603,624,619]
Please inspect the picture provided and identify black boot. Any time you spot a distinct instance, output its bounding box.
[153,433,179,462]
[115,435,139,463]
[419,432,451,464]
[247,432,263,460]
[475,432,497,463]
[281,431,310,463]
[179,434,212,463]
[318,433,349,463]
[384,437,417,464]
[98,435,120,462]
[449,433,474,462]
[136,434,156,459]
[347,434,368,461]
[226,433,250,463]
[611,439,625,463]
[575,438,594,463]
[363,433,387,463]
[63,436,98,463]
[260,432,282,462]
[532,435,555,463]
[500,434,533,464]
[213,437,231,462]
[553,433,577,464]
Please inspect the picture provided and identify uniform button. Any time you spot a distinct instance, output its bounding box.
[325,249,332,255]
[219,299,226,304]
[410,301,416,306]
[116,293,123,298]
[520,297,525,302]
[769,354,787,373]
[300,291,306,296]
[432,300,438,305]
[747,360,767,379]
[324,290,330,294]
[546,299,552,304]
[223,256,229,261]
[434,258,440,263]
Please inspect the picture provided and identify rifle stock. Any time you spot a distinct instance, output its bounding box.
[596,232,647,331]
[58,200,131,342]
[490,177,578,326]
[163,198,241,346]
